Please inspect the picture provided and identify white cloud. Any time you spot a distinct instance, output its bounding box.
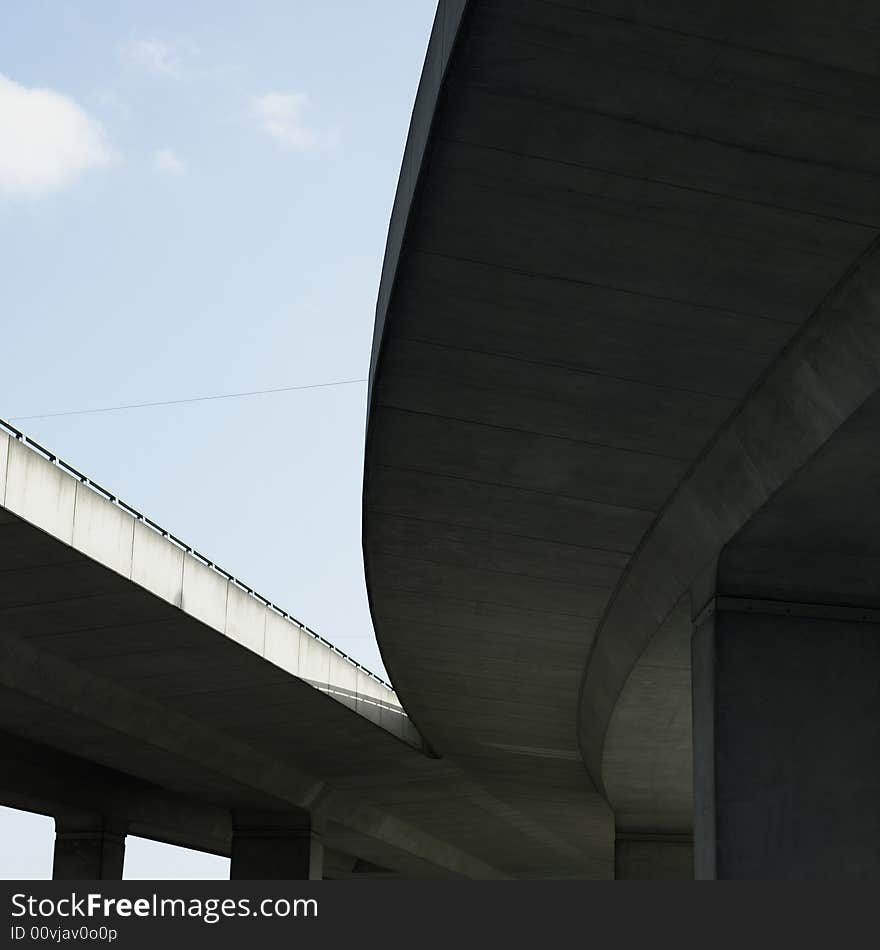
[123,38,181,78]
[250,91,319,151]
[152,147,186,176]
[0,73,117,199]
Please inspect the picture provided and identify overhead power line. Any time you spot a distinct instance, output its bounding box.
[10,378,368,422]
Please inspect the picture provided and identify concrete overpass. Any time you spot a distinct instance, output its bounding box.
[363,0,880,878]
[0,419,582,879]
[6,0,880,881]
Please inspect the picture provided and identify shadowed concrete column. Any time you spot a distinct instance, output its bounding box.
[53,818,126,880]
[692,598,880,879]
[230,810,323,880]
[614,832,693,880]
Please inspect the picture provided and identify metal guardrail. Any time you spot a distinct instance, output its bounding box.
[0,415,398,698]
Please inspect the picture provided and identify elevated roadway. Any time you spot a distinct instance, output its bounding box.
[6,0,880,880]
[363,0,880,878]
[0,420,581,879]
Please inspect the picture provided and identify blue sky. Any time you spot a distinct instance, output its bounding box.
[0,0,437,878]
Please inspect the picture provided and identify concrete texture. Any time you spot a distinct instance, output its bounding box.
[0,403,658,876]
[0,424,541,879]
[693,605,880,879]
[230,811,323,881]
[7,0,880,879]
[689,389,880,877]
[0,432,410,741]
[53,819,126,880]
[615,833,694,882]
[364,0,880,877]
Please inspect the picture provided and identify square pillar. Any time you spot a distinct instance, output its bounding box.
[692,599,880,879]
[230,810,323,880]
[614,832,693,879]
[53,818,125,879]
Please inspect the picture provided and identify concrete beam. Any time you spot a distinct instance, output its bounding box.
[0,632,504,879]
[0,429,417,746]
[368,0,470,404]
[0,730,231,858]
[580,235,880,795]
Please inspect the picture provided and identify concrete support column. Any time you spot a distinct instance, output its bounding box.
[53,818,126,880]
[614,832,693,879]
[230,810,323,880]
[692,598,880,879]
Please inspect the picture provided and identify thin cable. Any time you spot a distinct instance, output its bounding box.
[10,378,368,422]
